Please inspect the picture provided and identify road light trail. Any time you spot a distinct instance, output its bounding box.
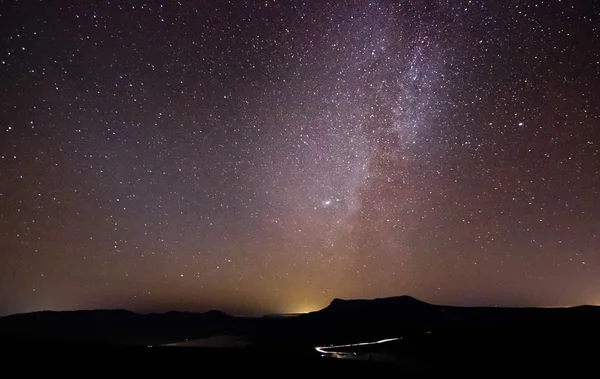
[315,337,400,354]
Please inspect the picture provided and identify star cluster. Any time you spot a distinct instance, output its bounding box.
[1,1,599,315]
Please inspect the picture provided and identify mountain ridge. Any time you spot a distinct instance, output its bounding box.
[3,295,600,320]
[2,295,600,347]
[326,295,431,307]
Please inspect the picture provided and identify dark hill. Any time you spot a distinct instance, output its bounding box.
[2,296,600,373]
[290,295,600,345]
[323,295,431,313]
[3,296,600,350]
[0,309,235,346]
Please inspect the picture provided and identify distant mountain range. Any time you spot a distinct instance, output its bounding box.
[2,295,599,348]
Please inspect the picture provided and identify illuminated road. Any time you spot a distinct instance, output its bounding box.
[314,337,401,355]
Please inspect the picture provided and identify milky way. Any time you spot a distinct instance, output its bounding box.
[1,1,599,315]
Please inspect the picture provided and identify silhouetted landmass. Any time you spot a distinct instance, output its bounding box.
[0,308,235,346]
[1,296,599,375]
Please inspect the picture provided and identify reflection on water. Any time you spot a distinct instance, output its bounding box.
[164,335,250,348]
[319,351,397,362]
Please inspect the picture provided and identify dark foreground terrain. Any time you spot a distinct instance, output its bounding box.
[2,296,599,376]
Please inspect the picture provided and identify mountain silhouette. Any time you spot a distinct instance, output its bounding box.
[2,295,600,349]
[320,295,432,313]
[0,309,234,346]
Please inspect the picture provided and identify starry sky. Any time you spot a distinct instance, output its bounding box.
[1,0,599,316]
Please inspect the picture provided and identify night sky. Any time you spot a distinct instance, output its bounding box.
[1,1,599,316]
